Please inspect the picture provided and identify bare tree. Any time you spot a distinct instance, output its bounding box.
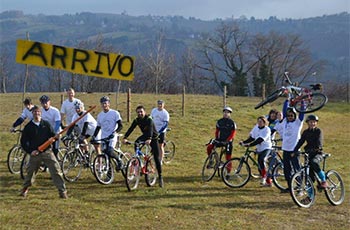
[197,23,260,96]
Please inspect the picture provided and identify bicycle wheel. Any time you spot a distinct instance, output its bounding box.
[87,145,97,175]
[125,157,141,191]
[294,92,328,113]
[145,155,158,186]
[272,162,288,191]
[290,171,316,208]
[221,158,251,188]
[201,152,219,182]
[324,170,345,206]
[62,150,83,182]
[20,153,30,180]
[255,88,284,109]
[163,140,176,164]
[247,154,260,179]
[7,145,25,174]
[56,147,67,165]
[93,154,114,185]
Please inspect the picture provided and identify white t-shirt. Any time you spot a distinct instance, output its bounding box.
[41,106,61,133]
[280,118,303,151]
[72,111,99,137]
[250,125,272,152]
[60,98,82,125]
[20,108,33,121]
[97,109,122,147]
[151,108,169,133]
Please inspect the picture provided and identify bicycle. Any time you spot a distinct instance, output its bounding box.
[162,128,176,164]
[61,135,97,182]
[7,129,25,174]
[201,139,227,182]
[92,134,131,185]
[124,141,158,191]
[255,72,328,113]
[289,151,345,208]
[221,146,266,188]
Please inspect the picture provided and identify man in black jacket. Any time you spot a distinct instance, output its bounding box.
[123,105,163,188]
[20,105,67,198]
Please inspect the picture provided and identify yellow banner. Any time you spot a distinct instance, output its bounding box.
[16,40,134,81]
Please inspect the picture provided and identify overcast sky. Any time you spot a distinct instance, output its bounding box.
[1,0,349,20]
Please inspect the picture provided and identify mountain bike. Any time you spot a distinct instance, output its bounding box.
[163,128,176,164]
[7,129,25,174]
[61,135,97,182]
[290,151,345,208]
[264,139,283,186]
[124,141,158,191]
[201,139,227,182]
[92,134,131,185]
[255,72,328,113]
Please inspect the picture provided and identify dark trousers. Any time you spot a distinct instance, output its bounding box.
[283,150,301,184]
[136,135,162,176]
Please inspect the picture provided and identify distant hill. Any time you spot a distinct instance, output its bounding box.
[0,11,349,89]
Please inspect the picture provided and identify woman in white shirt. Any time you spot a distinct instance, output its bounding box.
[240,116,272,186]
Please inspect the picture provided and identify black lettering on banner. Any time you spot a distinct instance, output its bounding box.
[91,51,108,74]
[107,54,121,76]
[118,56,134,77]
[22,42,48,66]
[51,45,67,68]
[71,49,90,73]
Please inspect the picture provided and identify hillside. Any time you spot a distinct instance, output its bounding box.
[0,11,349,91]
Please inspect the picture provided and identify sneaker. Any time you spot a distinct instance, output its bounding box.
[301,196,312,205]
[20,187,28,197]
[263,177,272,187]
[260,178,266,185]
[59,191,68,199]
[159,176,164,188]
[115,159,123,171]
[320,181,328,189]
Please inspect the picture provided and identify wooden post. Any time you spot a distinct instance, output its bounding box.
[223,85,227,106]
[182,85,185,117]
[127,88,131,122]
[262,83,266,101]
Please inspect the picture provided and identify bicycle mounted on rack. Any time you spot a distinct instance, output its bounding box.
[255,72,328,113]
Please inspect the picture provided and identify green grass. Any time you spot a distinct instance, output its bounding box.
[0,93,349,230]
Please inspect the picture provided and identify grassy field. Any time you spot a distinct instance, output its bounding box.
[0,92,349,230]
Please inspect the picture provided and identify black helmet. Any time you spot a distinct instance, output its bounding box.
[306,114,319,122]
[39,95,50,103]
[100,96,110,103]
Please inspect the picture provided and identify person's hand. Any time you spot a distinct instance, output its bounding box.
[122,139,128,144]
[145,139,151,145]
[10,127,15,133]
[31,150,39,156]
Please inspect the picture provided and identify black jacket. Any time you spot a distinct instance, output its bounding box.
[21,119,56,153]
[124,115,158,140]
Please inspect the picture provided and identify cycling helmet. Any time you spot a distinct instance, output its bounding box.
[100,96,110,103]
[74,101,84,110]
[306,114,319,122]
[39,95,50,103]
[223,106,233,113]
[286,107,297,117]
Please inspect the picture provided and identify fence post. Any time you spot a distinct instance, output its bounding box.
[223,85,227,106]
[127,88,131,122]
[182,85,185,117]
[262,83,266,101]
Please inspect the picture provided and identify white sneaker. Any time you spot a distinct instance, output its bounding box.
[260,178,266,185]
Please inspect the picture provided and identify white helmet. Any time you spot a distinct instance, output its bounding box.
[223,106,233,113]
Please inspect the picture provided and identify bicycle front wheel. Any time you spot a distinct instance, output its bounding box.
[145,155,158,186]
[247,154,260,179]
[93,155,114,185]
[272,162,288,191]
[20,153,30,180]
[125,157,141,191]
[62,150,83,182]
[255,88,284,109]
[295,92,328,113]
[201,152,219,182]
[163,140,176,164]
[221,158,251,188]
[7,145,25,174]
[290,171,316,208]
[325,170,345,206]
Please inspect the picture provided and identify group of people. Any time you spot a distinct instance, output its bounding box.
[208,99,328,191]
[12,89,170,198]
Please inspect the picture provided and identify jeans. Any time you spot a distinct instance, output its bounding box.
[283,150,300,184]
